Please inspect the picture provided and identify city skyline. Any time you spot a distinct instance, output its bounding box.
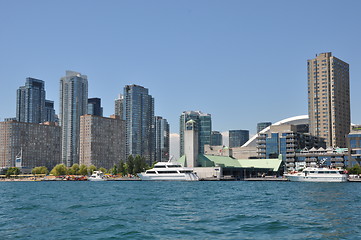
[1,1,361,136]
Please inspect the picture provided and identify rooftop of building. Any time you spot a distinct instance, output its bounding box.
[177,154,282,172]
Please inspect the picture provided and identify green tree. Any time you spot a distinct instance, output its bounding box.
[50,164,68,176]
[88,165,97,175]
[68,164,80,175]
[6,167,20,178]
[110,165,118,175]
[32,166,49,175]
[133,155,149,174]
[347,164,361,175]
[78,164,88,176]
[118,160,126,176]
[127,155,134,175]
[99,167,107,174]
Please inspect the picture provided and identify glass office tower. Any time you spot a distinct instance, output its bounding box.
[154,116,170,162]
[123,84,155,165]
[179,111,211,156]
[16,77,46,123]
[229,130,249,148]
[59,71,88,167]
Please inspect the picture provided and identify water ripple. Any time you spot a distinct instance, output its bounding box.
[0,181,361,239]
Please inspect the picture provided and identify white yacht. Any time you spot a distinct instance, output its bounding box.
[138,162,199,181]
[88,171,106,181]
[284,167,348,182]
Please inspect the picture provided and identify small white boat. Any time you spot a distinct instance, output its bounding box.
[284,167,348,182]
[138,162,199,181]
[88,171,106,181]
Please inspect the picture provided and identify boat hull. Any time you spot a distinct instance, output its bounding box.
[88,178,106,181]
[138,173,199,181]
[285,174,348,182]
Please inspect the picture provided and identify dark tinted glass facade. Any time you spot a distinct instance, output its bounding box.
[229,130,249,148]
[16,78,46,123]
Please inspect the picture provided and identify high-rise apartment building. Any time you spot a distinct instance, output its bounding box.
[87,98,103,116]
[308,52,350,147]
[154,116,170,162]
[211,131,223,146]
[123,85,154,165]
[45,100,56,122]
[114,94,124,118]
[16,77,46,123]
[229,130,249,148]
[79,115,126,169]
[59,71,88,167]
[0,120,61,170]
[179,111,211,156]
[257,122,272,133]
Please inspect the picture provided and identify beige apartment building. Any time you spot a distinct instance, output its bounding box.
[0,121,61,171]
[79,115,126,170]
[307,52,350,147]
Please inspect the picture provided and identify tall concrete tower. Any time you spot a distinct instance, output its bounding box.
[184,119,199,168]
[307,52,350,147]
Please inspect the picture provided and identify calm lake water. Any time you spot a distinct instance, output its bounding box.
[0,181,360,239]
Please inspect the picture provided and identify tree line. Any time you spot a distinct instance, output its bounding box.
[4,155,151,177]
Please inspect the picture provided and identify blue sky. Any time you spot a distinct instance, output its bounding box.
[1,0,361,137]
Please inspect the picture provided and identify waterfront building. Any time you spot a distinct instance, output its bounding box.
[347,125,361,166]
[0,120,61,171]
[229,130,249,148]
[114,94,124,118]
[257,122,272,133]
[184,120,199,168]
[211,131,223,146]
[45,100,56,122]
[79,115,125,169]
[307,52,350,147]
[123,84,154,165]
[179,111,211,156]
[235,115,309,160]
[256,124,326,171]
[16,77,46,123]
[180,125,282,179]
[87,98,103,116]
[59,71,88,167]
[294,147,348,170]
[154,116,170,162]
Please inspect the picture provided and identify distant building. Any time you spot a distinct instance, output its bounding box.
[211,131,223,146]
[295,147,348,170]
[184,120,199,168]
[179,111,211,156]
[308,52,350,147]
[87,98,103,116]
[4,118,16,122]
[114,94,124,118]
[256,124,326,171]
[45,100,56,122]
[0,121,61,171]
[229,130,249,148]
[234,115,309,160]
[257,122,272,133]
[123,84,154,165]
[16,77,46,123]
[347,125,361,166]
[59,71,88,167]
[79,115,125,169]
[154,116,170,162]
